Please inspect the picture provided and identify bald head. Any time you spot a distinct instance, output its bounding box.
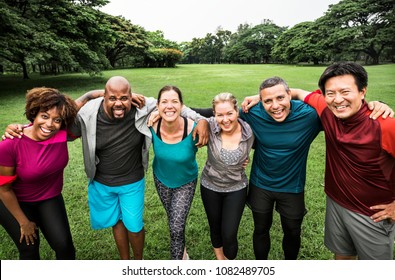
[103,76,132,120]
[105,76,131,95]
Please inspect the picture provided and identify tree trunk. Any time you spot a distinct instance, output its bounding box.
[21,61,29,79]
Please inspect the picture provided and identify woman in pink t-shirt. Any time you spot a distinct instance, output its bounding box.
[0,87,78,259]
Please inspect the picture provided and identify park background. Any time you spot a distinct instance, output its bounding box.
[0,0,394,260]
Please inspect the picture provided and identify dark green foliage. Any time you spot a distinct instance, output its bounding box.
[1,64,394,260]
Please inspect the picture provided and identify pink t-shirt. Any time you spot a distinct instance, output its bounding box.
[0,129,68,202]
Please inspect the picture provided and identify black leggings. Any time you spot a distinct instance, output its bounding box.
[0,194,75,260]
[252,211,303,260]
[201,185,247,259]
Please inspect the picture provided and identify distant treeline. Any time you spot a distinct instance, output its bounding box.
[1,0,394,79]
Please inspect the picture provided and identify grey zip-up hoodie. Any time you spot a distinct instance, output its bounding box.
[68,97,204,182]
[68,97,157,182]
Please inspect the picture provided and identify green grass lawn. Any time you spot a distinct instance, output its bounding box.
[0,64,394,260]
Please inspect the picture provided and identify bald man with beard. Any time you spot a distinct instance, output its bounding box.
[68,76,208,260]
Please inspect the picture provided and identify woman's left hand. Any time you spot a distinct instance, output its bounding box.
[19,220,38,245]
[132,93,146,109]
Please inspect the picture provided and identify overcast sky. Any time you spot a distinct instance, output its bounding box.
[100,0,341,42]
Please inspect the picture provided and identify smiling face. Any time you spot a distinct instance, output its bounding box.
[103,77,132,120]
[260,84,292,122]
[214,101,239,133]
[30,107,63,141]
[157,89,182,122]
[324,74,366,120]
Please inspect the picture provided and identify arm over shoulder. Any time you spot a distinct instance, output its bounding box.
[379,118,395,158]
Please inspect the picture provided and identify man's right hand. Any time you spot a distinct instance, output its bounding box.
[147,111,160,127]
[2,124,24,140]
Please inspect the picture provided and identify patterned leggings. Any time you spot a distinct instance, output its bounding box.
[154,175,197,260]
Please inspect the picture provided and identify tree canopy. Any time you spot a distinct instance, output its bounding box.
[183,0,394,65]
[0,0,112,78]
[0,0,393,78]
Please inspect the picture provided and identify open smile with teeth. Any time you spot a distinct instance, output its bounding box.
[164,111,176,117]
[40,126,53,134]
[335,105,348,110]
[272,109,284,116]
[113,107,125,115]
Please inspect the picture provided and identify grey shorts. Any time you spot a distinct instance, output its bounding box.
[324,196,395,260]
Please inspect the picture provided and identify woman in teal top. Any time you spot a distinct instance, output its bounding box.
[149,85,198,260]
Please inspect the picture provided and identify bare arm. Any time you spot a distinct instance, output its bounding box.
[181,105,209,147]
[148,105,209,147]
[74,90,104,109]
[241,95,260,113]
[75,89,146,109]
[367,101,394,120]
[2,90,105,140]
[131,93,146,108]
[240,91,314,112]
[289,88,394,119]
[0,166,37,245]
[192,119,209,147]
[289,88,311,101]
[2,124,24,140]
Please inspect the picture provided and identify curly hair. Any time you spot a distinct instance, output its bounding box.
[25,87,78,129]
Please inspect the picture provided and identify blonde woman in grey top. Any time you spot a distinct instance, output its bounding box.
[199,93,254,260]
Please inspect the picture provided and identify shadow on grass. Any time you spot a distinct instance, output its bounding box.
[0,73,108,98]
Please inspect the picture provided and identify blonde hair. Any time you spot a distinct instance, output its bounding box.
[212,92,238,112]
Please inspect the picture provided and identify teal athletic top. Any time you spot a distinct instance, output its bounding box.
[240,100,322,193]
[150,119,198,188]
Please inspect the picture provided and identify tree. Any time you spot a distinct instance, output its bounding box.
[146,30,179,49]
[38,2,109,74]
[103,14,150,68]
[214,27,232,63]
[183,37,205,64]
[272,21,328,64]
[141,31,182,67]
[246,21,285,63]
[144,48,183,67]
[179,27,232,64]
[320,0,395,64]
[0,0,38,78]
[0,0,110,78]
[224,20,284,64]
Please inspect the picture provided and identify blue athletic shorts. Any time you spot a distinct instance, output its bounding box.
[88,178,145,232]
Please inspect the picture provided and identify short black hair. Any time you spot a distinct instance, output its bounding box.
[318,62,368,94]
